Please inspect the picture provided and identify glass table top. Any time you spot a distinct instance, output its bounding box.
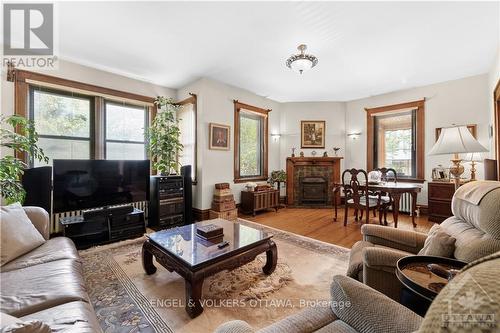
[148,219,272,267]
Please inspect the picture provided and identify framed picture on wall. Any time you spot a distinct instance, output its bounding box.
[435,124,477,142]
[209,123,230,150]
[301,120,325,148]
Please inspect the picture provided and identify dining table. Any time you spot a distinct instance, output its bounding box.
[333,181,422,228]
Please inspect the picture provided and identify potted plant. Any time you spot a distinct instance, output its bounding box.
[269,170,287,191]
[1,115,48,204]
[148,96,183,175]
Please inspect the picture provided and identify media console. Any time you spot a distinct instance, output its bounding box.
[59,205,146,249]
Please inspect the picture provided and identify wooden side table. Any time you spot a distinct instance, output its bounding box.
[428,181,455,223]
[396,255,466,316]
[240,189,279,216]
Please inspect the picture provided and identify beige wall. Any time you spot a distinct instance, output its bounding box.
[278,101,346,170]
[345,74,491,205]
[178,78,281,210]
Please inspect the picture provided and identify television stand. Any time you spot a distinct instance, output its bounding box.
[60,207,145,249]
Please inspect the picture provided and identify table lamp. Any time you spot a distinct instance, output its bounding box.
[428,125,488,189]
[463,152,484,181]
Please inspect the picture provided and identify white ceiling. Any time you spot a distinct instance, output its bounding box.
[57,1,499,102]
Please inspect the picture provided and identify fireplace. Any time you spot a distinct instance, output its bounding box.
[286,157,342,207]
[300,177,327,205]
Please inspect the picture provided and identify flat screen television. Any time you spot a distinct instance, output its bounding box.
[53,159,150,213]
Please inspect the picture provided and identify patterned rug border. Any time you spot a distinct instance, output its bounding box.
[80,218,350,332]
[105,255,174,333]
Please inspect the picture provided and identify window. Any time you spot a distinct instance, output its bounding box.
[16,70,156,169]
[373,111,416,177]
[366,100,425,181]
[30,87,94,166]
[234,101,270,182]
[177,95,197,182]
[105,101,147,160]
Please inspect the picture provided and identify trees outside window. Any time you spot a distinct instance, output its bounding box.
[30,87,93,166]
[234,101,269,182]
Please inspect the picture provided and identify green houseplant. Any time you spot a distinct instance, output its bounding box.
[269,169,287,191]
[1,115,48,204]
[148,96,183,175]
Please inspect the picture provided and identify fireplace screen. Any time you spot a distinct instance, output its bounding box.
[299,176,328,205]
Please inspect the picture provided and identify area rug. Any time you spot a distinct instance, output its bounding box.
[80,219,350,333]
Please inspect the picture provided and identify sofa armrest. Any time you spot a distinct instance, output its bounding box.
[23,206,50,240]
[362,247,411,300]
[259,306,337,333]
[330,275,422,333]
[362,247,410,272]
[214,320,255,333]
[361,224,426,253]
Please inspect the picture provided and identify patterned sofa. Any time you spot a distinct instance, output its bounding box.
[347,181,500,300]
[0,206,101,332]
[215,251,500,333]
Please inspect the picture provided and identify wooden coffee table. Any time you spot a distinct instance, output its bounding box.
[142,218,277,318]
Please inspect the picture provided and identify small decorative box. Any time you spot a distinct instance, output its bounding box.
[196,224,223,239]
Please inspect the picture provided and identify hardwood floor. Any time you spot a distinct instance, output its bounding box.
[239,207,434,249]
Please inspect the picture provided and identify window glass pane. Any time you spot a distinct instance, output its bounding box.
[239,113,262,177]
[106,142,145,160]
[35,138,90,167]
[106,103,145,142]
[375,112,413,177]
[33,90,90,138]
[178,104,195,179]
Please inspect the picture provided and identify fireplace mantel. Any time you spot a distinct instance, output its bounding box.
[286,157,343,207]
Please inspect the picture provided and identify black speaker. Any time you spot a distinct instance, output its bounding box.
[21,166,52,213]
[181,165,193,225]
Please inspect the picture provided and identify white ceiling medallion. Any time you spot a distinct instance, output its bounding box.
[286,44,318,74]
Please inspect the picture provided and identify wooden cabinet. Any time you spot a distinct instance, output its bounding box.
[240,190,279,216]
[428,182,455,223]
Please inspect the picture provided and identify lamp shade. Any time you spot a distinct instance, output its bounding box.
[462,152,485,162]
[428,126,488,156]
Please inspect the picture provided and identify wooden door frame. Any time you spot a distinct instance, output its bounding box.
[494,79,500,180]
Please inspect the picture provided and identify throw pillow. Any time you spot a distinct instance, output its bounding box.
[418,224,456,257]
[0,203,45,267]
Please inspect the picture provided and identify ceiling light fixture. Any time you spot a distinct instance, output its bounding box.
[286,44,318,74]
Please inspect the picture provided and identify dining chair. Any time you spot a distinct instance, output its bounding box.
[373,167,398,225]
[342,168,380,226]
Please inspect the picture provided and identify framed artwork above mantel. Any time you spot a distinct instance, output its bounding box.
[301,120,325,148]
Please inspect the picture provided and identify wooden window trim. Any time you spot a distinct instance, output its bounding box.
[234,100,271,183]
[13,69,156,104]
[12,69,158,164]
[365,99,425,182]
[176,93,198,184]
[28,86,96,165]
